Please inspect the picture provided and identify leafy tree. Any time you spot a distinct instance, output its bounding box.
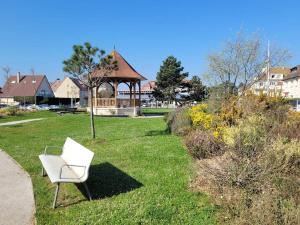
[154,56,188,103]
[2,66,11,104]
[2,66,10,84]
[63,42,117,139]
[207,31,291,95]
[207,82,237,113]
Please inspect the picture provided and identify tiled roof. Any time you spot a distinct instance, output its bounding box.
[69,77,88,91]
[93,50,146,81]
[269,67,291,75]
[0,75,46,97]
[283,65,300,81]
[50,79,63,92]
[256,67,291,80]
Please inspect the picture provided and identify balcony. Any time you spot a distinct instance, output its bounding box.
[90,98,140,108]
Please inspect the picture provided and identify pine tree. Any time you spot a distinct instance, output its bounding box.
[185,76,208,102]
[154,56,188,102]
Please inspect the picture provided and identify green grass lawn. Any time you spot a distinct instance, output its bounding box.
[0,110,57,123]
[0,111,215,225]
[142,107,173,115]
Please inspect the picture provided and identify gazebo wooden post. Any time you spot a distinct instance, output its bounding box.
[133,82,136,108]
[129,82,132,106]
[138,80,141,108]
[114,80,118,107]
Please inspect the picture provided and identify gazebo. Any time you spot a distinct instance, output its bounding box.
[88,50,147,116]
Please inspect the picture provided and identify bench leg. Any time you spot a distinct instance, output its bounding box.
[83,182,92,201]
[52,183,60,209]
[41,166,46,177]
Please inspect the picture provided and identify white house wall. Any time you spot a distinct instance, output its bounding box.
[36,78,54,97]
[283,78,300,98]
[53,77,80,98]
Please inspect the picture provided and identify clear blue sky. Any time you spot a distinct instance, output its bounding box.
[0,0,299,85]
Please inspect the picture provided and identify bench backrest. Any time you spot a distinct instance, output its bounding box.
[61,137,94,181]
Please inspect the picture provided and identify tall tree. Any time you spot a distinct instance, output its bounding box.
[207,31,292,95]
[154,56,188,103]
[2,66,10,84]
[30,67,37,105]
[63,42,117,139]
[2,66,11,105]
[184,76,208,103]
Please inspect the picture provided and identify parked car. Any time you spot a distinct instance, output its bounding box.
[49,105,60,109]
[38,104,50,110]
[0,104,8,108]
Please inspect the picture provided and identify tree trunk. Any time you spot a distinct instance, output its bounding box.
[89,88,96,139]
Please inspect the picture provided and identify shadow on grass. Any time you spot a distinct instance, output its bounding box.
[142,112,168,116]
[0,124,23,128]
[77,162,143,200]
[145,129,169,137]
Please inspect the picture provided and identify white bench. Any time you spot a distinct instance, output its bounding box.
[39,137,94,208]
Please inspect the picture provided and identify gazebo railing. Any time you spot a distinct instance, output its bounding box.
[90,98,140,108]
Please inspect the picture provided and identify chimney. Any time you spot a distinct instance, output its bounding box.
[17,72,21,83]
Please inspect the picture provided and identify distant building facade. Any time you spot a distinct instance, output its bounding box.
[282,65,300,98]
[250,67,291,96]
[282,65,300,111]
[118,80,156,102]
[0,72,54,105]
[51,77,88,106]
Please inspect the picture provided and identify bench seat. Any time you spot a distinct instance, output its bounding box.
[39,155,84,183]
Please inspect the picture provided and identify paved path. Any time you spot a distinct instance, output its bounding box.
[136,114,165,118]
[0,118,44,126]
[0,150,35,225]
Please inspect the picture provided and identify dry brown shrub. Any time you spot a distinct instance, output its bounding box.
[184,129,225,159]
[165,107,192,136]
[191,138,300,225]
[0,107,24,116]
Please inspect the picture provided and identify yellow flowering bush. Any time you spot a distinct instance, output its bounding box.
[189,103,228,139]
[189,103,214,129]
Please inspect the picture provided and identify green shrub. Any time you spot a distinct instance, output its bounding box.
[184,129,225,159]
[224,115,268,158]
[165,107,192,136]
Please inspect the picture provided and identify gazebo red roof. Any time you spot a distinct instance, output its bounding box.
[94,50,146,81]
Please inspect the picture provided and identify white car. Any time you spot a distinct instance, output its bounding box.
[38,104,50,110]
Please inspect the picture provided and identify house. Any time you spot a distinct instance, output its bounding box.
[250,67,291,96]
[0,72,54,105]
[51,77,88,106]
[282,65,300,111]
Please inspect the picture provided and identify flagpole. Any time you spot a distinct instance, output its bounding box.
[267,41,270,95]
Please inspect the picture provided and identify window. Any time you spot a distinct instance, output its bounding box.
[41,90,46,96]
